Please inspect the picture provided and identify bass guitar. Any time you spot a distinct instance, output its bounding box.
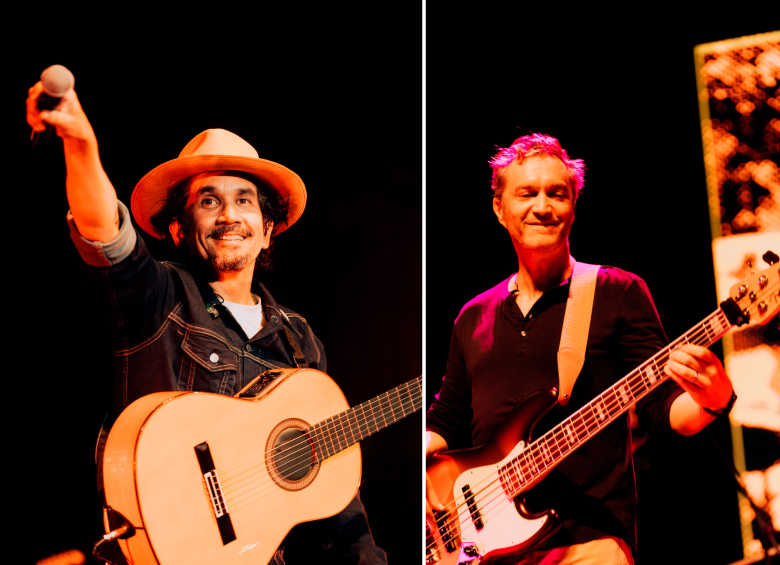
[426,255,779,564]
[102,369,421,565]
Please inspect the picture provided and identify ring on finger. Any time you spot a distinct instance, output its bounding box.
[691,371,699,384]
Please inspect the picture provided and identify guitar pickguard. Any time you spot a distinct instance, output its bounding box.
[450,441,552,562]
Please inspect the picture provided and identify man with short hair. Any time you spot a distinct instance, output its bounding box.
[27,81,387,565]
[425,133,736,564]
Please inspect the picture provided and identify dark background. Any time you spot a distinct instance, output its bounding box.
[425,7,777,565]
[13,8,421,564]
[8,5,778,565]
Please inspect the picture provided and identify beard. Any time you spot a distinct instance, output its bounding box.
[205,225,255,271]
[209,248,254,271]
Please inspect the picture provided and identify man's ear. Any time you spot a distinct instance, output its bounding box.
[169,220,184,247]
[492,196,508,230]
[261,220,274,250]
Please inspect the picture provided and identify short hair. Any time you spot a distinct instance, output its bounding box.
[489,133,586,200]
[150,171,289,270]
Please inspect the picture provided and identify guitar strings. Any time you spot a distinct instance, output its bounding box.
[428,291,776,553]
[223,388,419,489]
[224,392,418,512]
[220,388,422,512]
[446,282,776,526]
[226,392,421,513]
[425,302,751,554]
[223,391,420,503]
[221,378,422,484]
[221,377,422,481]
[428,296,763,551]
[428,318,719,550]
[227,391,419,492]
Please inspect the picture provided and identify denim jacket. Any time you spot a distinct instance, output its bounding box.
[70,202,387,565]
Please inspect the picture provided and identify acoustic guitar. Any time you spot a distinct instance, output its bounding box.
[102,369,421,565]
[426,254,779,565]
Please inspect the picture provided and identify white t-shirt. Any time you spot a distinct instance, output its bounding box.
[221,297,266,339]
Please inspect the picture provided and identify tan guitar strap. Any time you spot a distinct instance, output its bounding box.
[557,261,600,406]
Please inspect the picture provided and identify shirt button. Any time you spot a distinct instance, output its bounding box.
[521,331,527,337]
[245,344,252,352]
[209,353,220,363]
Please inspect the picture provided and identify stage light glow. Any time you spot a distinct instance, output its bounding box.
[695,30,780,556]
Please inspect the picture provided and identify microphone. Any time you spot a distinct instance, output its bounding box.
[31,64,75,148]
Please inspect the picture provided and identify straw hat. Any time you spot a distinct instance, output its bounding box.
[131,129,306,237]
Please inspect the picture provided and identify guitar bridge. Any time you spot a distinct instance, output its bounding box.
[204,469,229,518]
[425,523,441,563]
[194,441,236,545]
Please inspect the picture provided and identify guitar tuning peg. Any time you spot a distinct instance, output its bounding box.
[762,251,779,266]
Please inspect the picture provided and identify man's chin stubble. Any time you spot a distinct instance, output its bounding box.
[210,251,253,272]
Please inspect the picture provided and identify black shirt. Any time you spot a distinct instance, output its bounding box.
[426,266,684,554]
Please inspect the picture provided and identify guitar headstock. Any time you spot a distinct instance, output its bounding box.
[725,251,780,327]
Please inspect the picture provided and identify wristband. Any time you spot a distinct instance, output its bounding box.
[703,389,737,417]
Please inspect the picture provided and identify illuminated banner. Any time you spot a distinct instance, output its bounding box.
[694,30,780,556]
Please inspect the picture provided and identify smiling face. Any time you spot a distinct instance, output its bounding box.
[169,172,273,274]
[492,155,575,259]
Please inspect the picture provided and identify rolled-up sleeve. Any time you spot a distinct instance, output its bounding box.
[426,322,474,450]
[67,200,137,267]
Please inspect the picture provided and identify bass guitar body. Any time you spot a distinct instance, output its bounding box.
[426,389,561,565]
[103,368,361,565]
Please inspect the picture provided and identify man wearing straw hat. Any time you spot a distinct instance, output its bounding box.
[27,81,387,564]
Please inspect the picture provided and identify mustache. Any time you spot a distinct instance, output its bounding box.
[207,225,253,239]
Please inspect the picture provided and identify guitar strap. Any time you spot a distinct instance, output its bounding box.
[233,326,310,398]
[556,261,600,406]
[282,325,309,369]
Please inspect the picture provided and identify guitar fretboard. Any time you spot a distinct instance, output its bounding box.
[307,376,422,463]
[498,308,732,498]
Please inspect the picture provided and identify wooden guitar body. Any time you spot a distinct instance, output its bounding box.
[426,388,561,565]
[103,368,361,565]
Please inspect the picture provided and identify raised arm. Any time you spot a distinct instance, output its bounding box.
[26,81,119,242]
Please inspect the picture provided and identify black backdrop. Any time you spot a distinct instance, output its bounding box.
[425,8,774,565]
[9,5,777,565]
[13,8,421,564]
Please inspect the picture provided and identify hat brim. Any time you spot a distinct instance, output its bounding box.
[131,154,306,239]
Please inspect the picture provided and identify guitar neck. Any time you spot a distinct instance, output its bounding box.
[308,376,423,463]
[499,308,733,498]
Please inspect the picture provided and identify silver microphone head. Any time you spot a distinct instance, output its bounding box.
[40,65,75,98]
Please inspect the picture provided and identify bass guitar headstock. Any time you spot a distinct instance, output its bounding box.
[723,250,780,327]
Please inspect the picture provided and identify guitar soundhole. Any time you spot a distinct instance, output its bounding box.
[274,428,312,480]
[266,418,320,491]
